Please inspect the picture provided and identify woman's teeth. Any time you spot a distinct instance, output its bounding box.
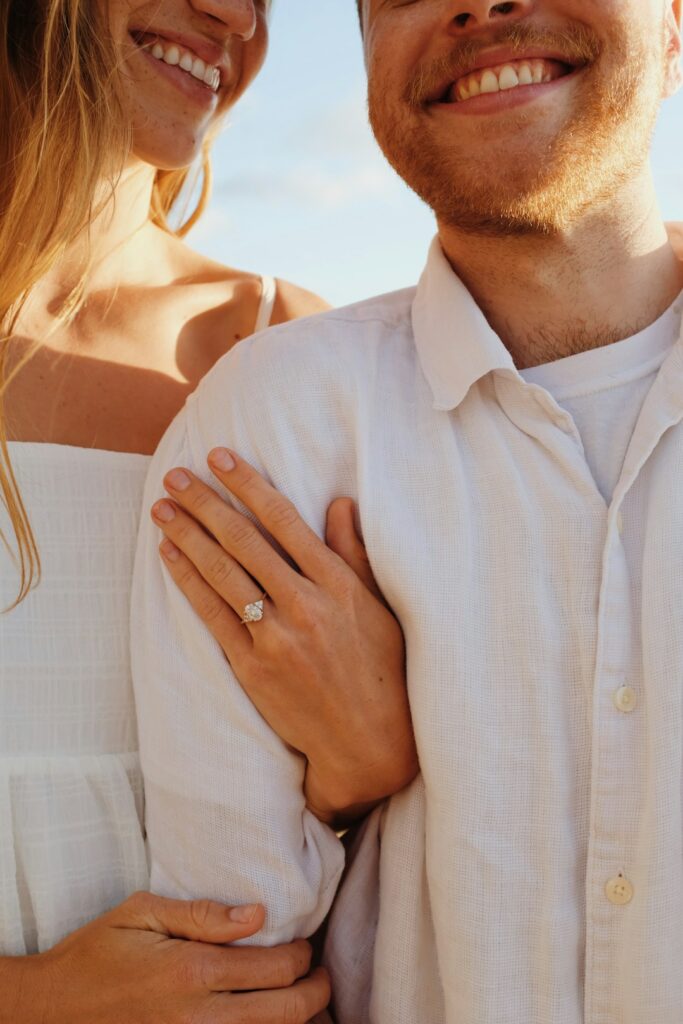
[144,38,221,92]
[451,59,566,103]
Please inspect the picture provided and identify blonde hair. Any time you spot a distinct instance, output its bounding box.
[0,0,212,609]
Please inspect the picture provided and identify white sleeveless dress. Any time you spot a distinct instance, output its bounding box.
[0,279,277,955]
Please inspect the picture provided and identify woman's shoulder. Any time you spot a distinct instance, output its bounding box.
[161,237,329,368]
[268,278,331,326]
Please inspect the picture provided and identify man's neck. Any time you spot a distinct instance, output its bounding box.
[438,172,683,370]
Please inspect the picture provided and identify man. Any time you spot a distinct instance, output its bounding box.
[133,2,683,1021]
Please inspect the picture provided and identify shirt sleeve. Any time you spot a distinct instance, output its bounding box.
[130,332,349,945]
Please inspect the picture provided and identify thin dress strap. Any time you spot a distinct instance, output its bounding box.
[253,275,277,334]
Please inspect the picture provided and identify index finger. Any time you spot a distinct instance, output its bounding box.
[199,938,313,992]
[206,448,337,585]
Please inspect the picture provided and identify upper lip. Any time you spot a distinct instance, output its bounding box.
[426,46,582,103]
[130,26,232,83]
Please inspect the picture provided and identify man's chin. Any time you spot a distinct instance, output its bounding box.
[410,172,580,238]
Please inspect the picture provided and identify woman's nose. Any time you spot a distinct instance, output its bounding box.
[189,0,257,40]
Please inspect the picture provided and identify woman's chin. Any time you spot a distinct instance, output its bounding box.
[131,138,206,174]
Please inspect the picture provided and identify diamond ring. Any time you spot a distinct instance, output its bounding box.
[240,594,267,625]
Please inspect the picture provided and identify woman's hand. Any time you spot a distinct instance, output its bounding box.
[151,448,418,825]
[1,892,329,1024]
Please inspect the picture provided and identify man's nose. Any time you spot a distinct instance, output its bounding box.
[448,0,533,32]
[189,0,257,40]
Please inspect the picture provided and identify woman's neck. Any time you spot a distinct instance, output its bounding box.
[39,160,160,311]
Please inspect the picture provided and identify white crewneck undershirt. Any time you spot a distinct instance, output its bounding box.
[521,292,683,503]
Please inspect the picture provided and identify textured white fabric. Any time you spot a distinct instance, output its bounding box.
[0,288,282,958]
[0,444,150,955]
[132,235,683,1024]
[521,292,683,501]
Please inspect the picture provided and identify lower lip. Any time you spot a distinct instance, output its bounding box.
[432,66,583,117]
[133,39,219,109]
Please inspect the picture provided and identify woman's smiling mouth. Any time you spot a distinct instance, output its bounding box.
[130,30,222,93]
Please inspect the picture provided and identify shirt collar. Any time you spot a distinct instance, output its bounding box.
[412,236,517,412]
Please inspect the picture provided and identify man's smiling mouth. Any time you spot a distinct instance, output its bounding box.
[447,57,574,103]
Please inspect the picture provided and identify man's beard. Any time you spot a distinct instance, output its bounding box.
[368,20,664,237]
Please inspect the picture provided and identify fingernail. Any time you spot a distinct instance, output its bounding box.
[229,903,259,923]
[160,539,180,562]
[208,448,236,472]
[153,500,176,523]
[165,469,192,492]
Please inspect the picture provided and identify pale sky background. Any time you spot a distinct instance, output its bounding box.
[188,2,683,309]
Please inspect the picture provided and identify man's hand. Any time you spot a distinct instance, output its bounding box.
[1,892,330,1023]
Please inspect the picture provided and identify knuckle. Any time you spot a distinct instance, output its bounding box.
[188,898,214,931]
[124,890,154,915]
[274,950,301,989]
[178,565,197,589]
[174,518,194,545]
[208,555,235,587]
[197,593,225,625]
[225,518,258,550]
[257,625,297,667]
[281,991,307,1024]
[233,462,255,488]
[287,590,317,629]
[265,497,299,530]
[189,487,212,513]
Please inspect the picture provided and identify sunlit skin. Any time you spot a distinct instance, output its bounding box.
[110,0,270,169]
[8,0,326,456]
[361,0,683,369]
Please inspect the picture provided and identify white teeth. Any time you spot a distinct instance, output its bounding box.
[518,63,533,85]
[480,69,500,94]
[452,57,566,103]
[191,58,206,81]
[143,37,221,92]
[498,65,519,91]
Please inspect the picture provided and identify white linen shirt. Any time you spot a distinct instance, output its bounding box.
[132,238,683,1024]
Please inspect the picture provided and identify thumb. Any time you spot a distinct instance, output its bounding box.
[113,891,266,944]
[326,498,382,600]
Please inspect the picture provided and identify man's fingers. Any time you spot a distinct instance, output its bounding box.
[205,449,334,584]
[112,891,265,944]
[325,498,383,599]
[160,469,299,602]
[157,537,252,657]
[223,966,331,1023]
[202,939,313,992]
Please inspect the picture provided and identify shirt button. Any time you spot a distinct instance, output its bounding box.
[605,875,634,906]
[613,686,637,713]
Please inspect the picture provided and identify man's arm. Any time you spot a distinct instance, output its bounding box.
[131,334,347,945]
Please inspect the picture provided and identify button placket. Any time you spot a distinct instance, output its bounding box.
[584,527,640,1022]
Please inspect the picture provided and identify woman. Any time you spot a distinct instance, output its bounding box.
[0,1,416,1020]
